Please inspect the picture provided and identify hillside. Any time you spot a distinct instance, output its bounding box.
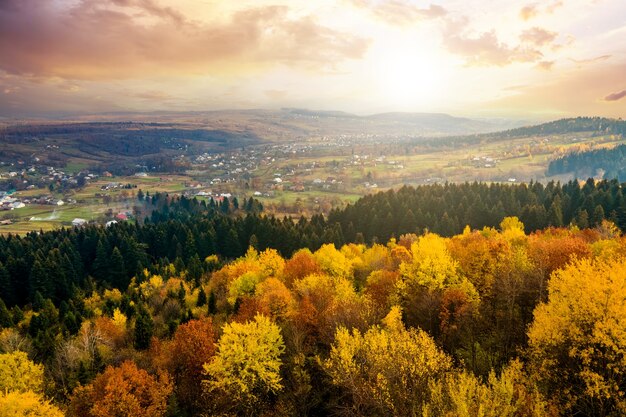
[426,116,626,147]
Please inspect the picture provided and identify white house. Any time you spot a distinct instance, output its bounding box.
[72,218,87,227]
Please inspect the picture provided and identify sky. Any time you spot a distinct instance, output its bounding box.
[0,0,624,119]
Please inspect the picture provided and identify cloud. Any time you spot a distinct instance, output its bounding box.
[487,61,626,117]
[443,19,542,66]
[546,1,563,13]
[570,54,612,65]
[131,90,175,101]
[519,1,563,21]
[350,0,446,25]
[519,4,539,21]
[604,90,626,101]
[0,73,124,117]
[0,0,370,80]
[520,27,558,46]
[536,60,554,71]
[265,90,288,100]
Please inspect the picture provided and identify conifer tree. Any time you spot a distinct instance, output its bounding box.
[134,305,153,350]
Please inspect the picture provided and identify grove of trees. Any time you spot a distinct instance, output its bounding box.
[1,180,626,415]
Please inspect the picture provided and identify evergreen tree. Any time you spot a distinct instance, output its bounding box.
[177,283,186,303]
[592,204,605,227]
[109,247,127,289]
[134,305,154,350]
[548,201,564,227]
[197,286,207,307]
[0,298,13,328]
[92,240,109,283]
[0,262,15,307]
[208,291,217,315]
[576,209,590,229]
[29,260,51,302]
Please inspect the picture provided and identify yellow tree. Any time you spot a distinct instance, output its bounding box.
[203,314,285,414]
[527,257,626,415]
[293,272,367,345]
[323,307,453,416]
[397,233,478,335]
[313,244,353,279]
[424,360,553,417]
[255,277,295,322]
[0,391,64,417]
[0,351,44,393]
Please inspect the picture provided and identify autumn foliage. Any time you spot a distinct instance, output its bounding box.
[2,215,626,416]
[68,361,173,417]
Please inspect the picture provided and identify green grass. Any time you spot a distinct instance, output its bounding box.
[64,161,90,174]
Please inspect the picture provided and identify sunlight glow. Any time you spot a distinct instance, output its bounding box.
[373,46,444,108]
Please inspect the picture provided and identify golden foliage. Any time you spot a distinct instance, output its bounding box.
[528,257,626,414]
[324,317,452,416]
[0,351,44,394]
[255,277,295,321]
[0,390,64,417]
[313,244,353,279]
[203,314,285,406]
[424,360,552,417]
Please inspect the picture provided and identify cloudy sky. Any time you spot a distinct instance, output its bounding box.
[0,0,624,118]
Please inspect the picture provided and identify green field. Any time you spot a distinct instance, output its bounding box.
[2,130,624,235]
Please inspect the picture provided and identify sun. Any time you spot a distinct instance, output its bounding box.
[372,45,445,109]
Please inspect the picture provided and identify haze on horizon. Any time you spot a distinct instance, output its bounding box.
[0,0,624,119]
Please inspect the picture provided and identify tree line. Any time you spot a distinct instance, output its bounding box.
[547,143,626,181]
[328,179,626,243]
[2,179,626,312]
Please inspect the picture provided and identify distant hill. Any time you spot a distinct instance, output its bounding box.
[487,117,626,138]
[421,116,626,147]
[43,108,515,138]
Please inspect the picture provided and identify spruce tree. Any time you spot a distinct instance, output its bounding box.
[208,291,217,315]
[0,261,15,307]
[197,286,207,307]
[92,240,109,283]
[109,247,127,289]
[0,299,13,328]
[29,260,51,302]
[134,305,153,350]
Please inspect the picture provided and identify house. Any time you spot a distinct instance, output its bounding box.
[106,220,118,227]
[0,220,12,225]
[72,218,87,227]
[115,213,128,221]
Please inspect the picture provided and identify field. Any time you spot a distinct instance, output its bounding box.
[1,117,624,235]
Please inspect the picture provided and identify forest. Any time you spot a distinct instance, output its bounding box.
[1,180,626,416]
[420,116,626,147]
[547,144,626,181]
